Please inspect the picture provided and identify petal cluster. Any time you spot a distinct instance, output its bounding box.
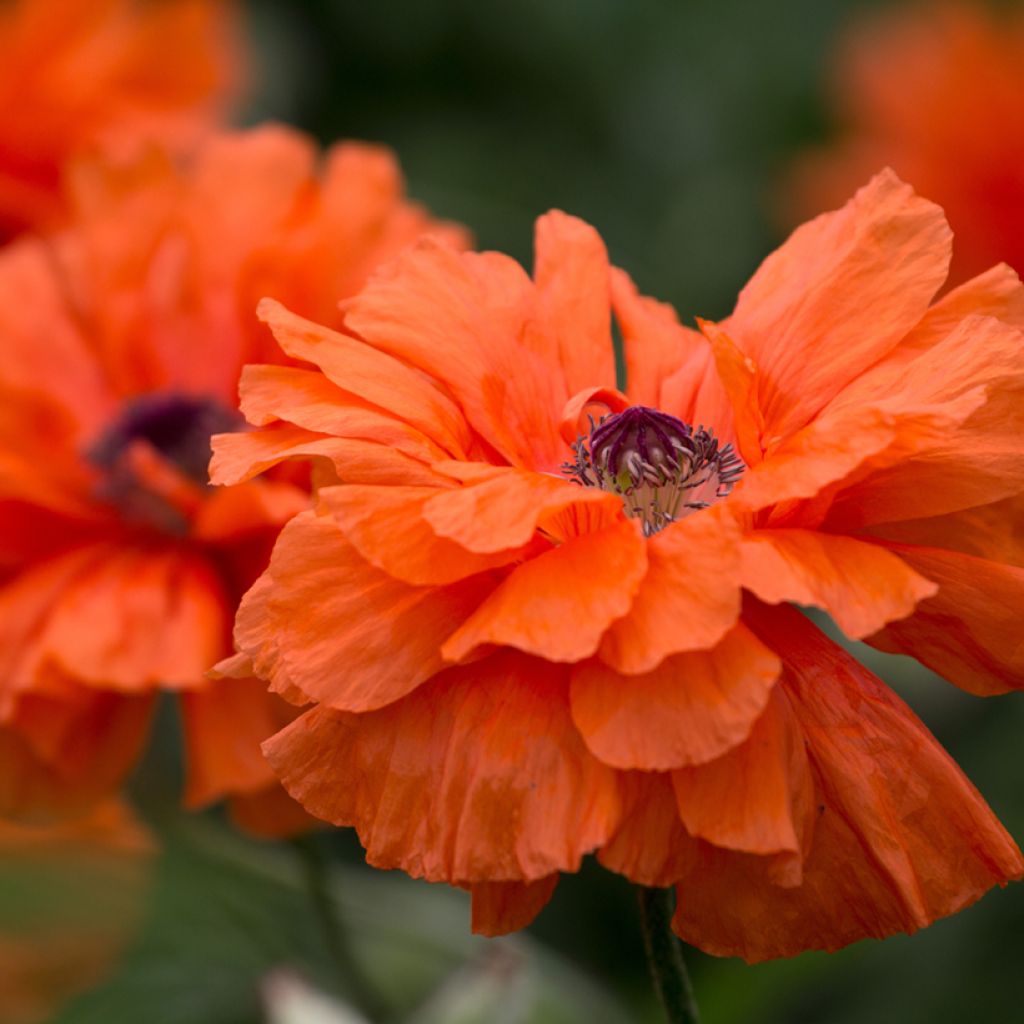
[221,170,1024,958]
[0,0,242,241]
[0,125,467,830]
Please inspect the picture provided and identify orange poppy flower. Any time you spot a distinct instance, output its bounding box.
[0,0,241,242]
[216,169,1024,960]
[0,124,468,834]
[784,2,1024,288]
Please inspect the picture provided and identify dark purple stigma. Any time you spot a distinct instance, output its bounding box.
[88,393,242,485]
[589,406,698,485]
[563,404,744,535]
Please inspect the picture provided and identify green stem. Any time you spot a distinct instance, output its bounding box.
[637,886,701,1024]
[291,835,387,1022]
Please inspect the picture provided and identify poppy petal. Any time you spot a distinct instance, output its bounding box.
[263,652,621,882]
[570,625,780,770]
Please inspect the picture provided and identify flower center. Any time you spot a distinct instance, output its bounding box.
[88,392,241,532]
[563,405,743,536]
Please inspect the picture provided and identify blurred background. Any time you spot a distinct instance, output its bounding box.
[6,1,1024,1022]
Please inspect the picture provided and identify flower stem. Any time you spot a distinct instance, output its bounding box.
[636,886,701,1024]
[291,835,387,1022]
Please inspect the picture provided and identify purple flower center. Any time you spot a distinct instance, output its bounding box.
[564,405,743,535]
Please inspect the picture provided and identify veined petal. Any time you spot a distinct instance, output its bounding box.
[238,364,455,464]
[533,211,616,395]
[343,241,569,471]
[320,484,529,586]
[256,300,471,457]
[210,424,443,488]
[441,517,646,664]
[613,267,703,410]
[671,603,1023,963]
[672,686,814,879]
[868,544,1024,695]
[599,504,742,674]
[424,466,622,553]
[263,652,621,882]
[570,625,780,771]
[724,169,952,439]
[235,510,497,712]
[740,529,937,638]
[469,876,559,937]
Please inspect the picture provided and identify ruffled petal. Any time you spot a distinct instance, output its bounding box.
[180,676,288,808]
[597,772,694,887]
[867,544,1024,694]
[0,689,154,823]
[238,364,456,465]
[256,300,471,457]
[824,314,1024,528]
[424,465,622,553]
[0,544,228,695]
[724,169,952,439]
[441,518,646,664]
[672,602,1024,963]
[672,686,814,881]
[210,424,442,488]
[740,529,937,638]
[469,875,559,936]
[570,625,780,770]
[321,484,530,586]
[598,504,742,674]
[263,651,621,882]
[235,510,496,712]
[533,211,616,394]
[342,241,568,470]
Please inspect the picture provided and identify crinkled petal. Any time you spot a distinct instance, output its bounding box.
[320,484,530,586]
[570,625,780,770]
[672,602,1024,963]
[740,529,937,639]
[441,518,646,664]
[868,544,1024,695]
[236,510,496,712]
[343,241,568,470]
[724,169,952,439]
[599,504,742,674]
[672,686,814,881]
[256,300,471,457]
[533,211,615,395]
[263,651,621,882]
[469,875,559,936]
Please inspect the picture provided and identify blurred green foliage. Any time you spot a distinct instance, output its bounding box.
[12,1,1024,1022]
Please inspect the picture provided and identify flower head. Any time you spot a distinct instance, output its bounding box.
[0,0,242,241]
[219,170,1024,959]
[0,125,468,831]
[784,1,1024,286]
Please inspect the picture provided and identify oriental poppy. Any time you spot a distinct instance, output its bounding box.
[0,0,241,242]
[216,170,1024,959]
[785,1,1024,288]
[0,125,468,833]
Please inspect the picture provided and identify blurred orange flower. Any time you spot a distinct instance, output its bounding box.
[217,170,1024,960]
[785,2,1024,287]
[0,0,241,242]
[0,125,468,834]
[0,799,152,1024]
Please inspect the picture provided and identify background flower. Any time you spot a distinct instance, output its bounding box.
[0,125,467,830]
[0,0,242,242]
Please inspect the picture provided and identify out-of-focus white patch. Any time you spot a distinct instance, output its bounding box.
[263,969,370,1024]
